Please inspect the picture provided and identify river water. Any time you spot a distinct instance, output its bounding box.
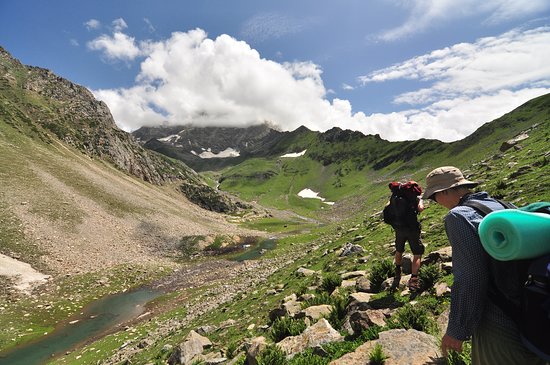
[0,288,160,365]
[0,239,277,364]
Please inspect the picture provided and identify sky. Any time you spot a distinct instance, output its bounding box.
[1,1,550,142]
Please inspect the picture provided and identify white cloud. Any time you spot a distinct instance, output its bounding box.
[342,83,355,90]
[92,27,550,142]
[112,18,128,32]
[87,21,142,62]
[377,0,550,41]
[84,19,101,31]
[69,38,79,47]
[360,26,550,104]
[144,18,156,33]
[240,12,317,42]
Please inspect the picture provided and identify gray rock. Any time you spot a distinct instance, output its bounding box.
[348,292,373,311]
[355,276,372,293]
[341,270,366,280]
[400,254,413,274]
[277,318,344,357]
[434,282,450,297]
[296,267,317,277]
[500,133,529,152]
[330,329,443,365]
[339,243,365,257]
[297,304,333,320]
[245,336,267,365]
[423,247,452,265]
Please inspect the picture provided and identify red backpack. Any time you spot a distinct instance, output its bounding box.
[383,181,422,228]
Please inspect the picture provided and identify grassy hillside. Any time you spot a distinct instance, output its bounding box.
[219,94,550,221]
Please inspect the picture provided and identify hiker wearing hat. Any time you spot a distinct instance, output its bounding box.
[424,166,545,365]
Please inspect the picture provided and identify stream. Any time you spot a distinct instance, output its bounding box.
[0,238,278,365]
[0,288,160,365]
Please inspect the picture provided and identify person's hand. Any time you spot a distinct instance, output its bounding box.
[417,198,425,212]
[441,334,463,357]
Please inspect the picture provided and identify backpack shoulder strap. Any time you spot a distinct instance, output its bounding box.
[461,199,514,216]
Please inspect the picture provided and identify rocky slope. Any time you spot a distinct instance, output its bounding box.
[1,46,202,186]
[133,123,291,171]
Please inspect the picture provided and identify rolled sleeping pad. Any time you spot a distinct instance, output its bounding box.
[478,208,550,261]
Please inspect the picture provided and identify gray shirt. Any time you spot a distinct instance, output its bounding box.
[444,192,516,340]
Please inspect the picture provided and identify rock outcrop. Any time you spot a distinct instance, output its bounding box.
[330,329,443,364]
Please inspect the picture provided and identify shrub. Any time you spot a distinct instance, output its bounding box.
[495,180,507,190]
[302,292,332,307]
[320,272,342,294]
[418,263,442,290]
[386,303,438,335]
[288,350,327,365]
[358,325,384,342]
[417,295,448,316]
[257,345,287,365]
[226,341,239,359]
[368,259,394,293]
[270,317,307,342]
[369,344,389,365]
[327,294,348,330]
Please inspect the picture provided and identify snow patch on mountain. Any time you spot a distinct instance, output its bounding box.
[281,150,307,158]
[297,188,335,205]
[157,134,182,143]
[191,147,241,159]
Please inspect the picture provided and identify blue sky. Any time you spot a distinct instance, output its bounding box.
[1,1,550,141]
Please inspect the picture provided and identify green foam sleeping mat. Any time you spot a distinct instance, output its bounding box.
[478,202,550,261]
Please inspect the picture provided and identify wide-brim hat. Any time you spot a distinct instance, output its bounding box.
[423,166,478,200]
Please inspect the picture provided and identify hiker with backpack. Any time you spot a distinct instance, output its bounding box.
[423,166,547,364]
[382,180,425,291]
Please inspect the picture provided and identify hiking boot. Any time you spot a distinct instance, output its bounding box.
[407,276,420,291]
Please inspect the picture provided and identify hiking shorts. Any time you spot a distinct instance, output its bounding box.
[394,226,424,255]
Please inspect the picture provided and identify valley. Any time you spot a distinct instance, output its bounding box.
[1,46,549,365]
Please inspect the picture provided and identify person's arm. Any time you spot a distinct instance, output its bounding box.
[443,210,490,348]
[417,197,424,212]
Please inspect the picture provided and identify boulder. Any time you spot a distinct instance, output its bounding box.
[355,276,372,292]
[168,333,207,365]
[423,247,452,265]
[400,254,413,274]
[186,330,212,349]
[438,308,450,336]
[269,295,302,322]
[341,270,366,279]
[245,336,267,365]
[500,133,529,152]
[341,279,356,288]
[382,274,411,291]
[298,304,333,320]
[344,307,389,336]
[339,243,365,257]
[330,329,443,365]
[348,292,373,311]
[277,318,344,357]
[434,282,450,297]
[296,267,317,277]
